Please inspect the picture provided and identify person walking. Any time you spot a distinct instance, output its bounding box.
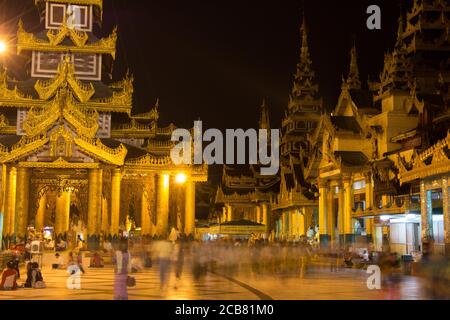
[113,240,132,300]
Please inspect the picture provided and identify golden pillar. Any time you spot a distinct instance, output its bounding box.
[222,207,227,223]
[318,179,330,244]
[141,191,151,236]
[55,191,71,237]
[156,173,170,237]
[299,209,306,236]
[88,169,99,237]
[1,165,10,239]
[110,168,122,236]
[337,181,345,239]
[226,204,234,222]
[35,193,47,232]
[256,205,261,224]
[343,177,354,243]
[185,180,196,236]
[96,169,103,235]
[0,164,7,217]
[6,167,17,238]
[420,180,433,242]
[327,186,334,239]
[16,167,31,240]
[262,203,269,232]
[366,218,374,243]
[101,197,109,235]
[365,173,374,210]
[442,176,450,256]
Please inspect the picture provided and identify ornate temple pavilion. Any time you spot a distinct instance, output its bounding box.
[312,0,450,254]
[0,0,207,249]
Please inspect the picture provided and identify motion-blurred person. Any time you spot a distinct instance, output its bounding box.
[113,240,132,300]
[173,241,185,289]
[155,240,173,289]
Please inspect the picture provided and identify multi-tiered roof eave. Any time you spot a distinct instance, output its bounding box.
[0,20,132,114]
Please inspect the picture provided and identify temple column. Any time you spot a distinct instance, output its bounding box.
[221,207,227,223]
[365,173,374,210]
[441,177,449,256]
[35,193,47,233]
[226,205,234,222]
[318,179,330,245]
[299,209,306,236]
[110,168,122,237]
[291,211,296,240]
[327,186,335,241]
[6,167,17,242]
[337,181,345,245]
[262,203,269,233]
[420,180,434,243]
[343,177,355,244]
[156,173,170,237]
[96,169,103,235]
[365,218,374,243]
[1,165,10,248]
[101,197,109,235]
[87,169,100,249]
[15,168,30,240]
[256,205,261,224]
[365,173,374,243]
[141,191,150,236]
[55,191,71,238]
[185,180,196,237]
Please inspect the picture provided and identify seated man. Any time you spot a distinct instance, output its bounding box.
[52,253,66,269]
[89,252,104,268]
[0,261,19,290]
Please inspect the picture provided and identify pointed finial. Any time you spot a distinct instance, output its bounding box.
[346,43,361,90]
[300,13,309,60]
[397,14,404,40]
[155,98,160,109]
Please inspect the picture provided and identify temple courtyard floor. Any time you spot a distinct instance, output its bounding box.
[0,253,430,300]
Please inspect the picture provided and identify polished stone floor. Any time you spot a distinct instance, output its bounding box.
[0,253,431,300]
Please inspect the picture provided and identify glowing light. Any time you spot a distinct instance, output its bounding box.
[163,174,170,188]
[0,41,6,54]
[175,173,187,184]
[380,215,390,221]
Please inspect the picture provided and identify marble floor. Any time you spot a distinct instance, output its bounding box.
[0,253,432,300]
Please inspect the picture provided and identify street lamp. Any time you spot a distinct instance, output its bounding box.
[175,173,187,184]
[0,40,6,54]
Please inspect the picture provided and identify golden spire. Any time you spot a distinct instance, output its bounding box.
[259,98,270,131]
[346,44,361,90]
[290,14,319,104]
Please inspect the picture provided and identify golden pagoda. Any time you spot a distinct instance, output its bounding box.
[0,0,207,250]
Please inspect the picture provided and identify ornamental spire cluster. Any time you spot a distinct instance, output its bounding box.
[289,17,320,107]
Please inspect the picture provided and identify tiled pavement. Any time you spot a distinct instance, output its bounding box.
[0,254,430,300]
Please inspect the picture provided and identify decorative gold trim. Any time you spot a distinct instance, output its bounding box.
[125,154,172,166]
[74,135,127,165]
[34,57,95,103]
[0,135,49,164]
[399,131,450,183]
[17,20,116,58]
[19,157,100,169]
[23,89,99,137]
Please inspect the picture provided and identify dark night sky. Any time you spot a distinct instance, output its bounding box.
[0,0,403,130]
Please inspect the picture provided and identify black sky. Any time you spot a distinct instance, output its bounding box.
[0,0,403,130]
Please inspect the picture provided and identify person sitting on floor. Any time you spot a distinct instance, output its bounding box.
[0,261,19,290]
[52,253,66,269]
[89,252,104,268]
[25,262,46,289]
